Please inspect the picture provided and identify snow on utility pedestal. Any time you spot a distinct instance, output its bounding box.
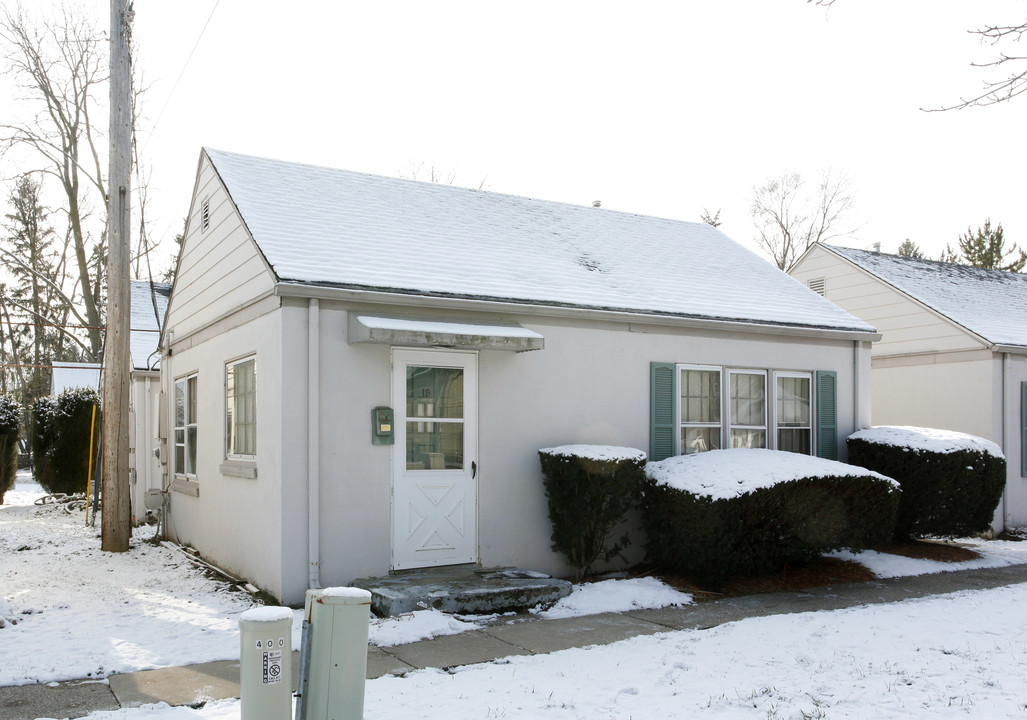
[239,606,294,720]
[295,587,371,720]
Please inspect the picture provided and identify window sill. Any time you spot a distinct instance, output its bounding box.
[220,461,257,479]
[171,478,199,497]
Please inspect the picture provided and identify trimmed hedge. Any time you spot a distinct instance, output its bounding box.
[31,388,101,495]
[641,457,899,585]
[848,434,1005,540]
[0,396,21,504]
[539,445,647,580]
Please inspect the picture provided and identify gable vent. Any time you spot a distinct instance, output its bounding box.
[808,277,826,296]
[201,198,210,233]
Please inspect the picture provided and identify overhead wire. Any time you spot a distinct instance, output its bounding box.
[142,0,222,150]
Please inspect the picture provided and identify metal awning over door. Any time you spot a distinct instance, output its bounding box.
[348,315,544,352]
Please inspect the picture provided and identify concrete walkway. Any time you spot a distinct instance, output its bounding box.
[3,563,1027,720]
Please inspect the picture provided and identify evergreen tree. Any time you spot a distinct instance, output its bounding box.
[947,219,1027,272]
[897,239,926,259]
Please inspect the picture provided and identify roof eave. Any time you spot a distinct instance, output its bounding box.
[274,281,881,342]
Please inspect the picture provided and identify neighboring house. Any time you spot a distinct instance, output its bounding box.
[129,279,171,524]
[159,148,878,604]
[790,243,1027,530]
[50,362,101,395]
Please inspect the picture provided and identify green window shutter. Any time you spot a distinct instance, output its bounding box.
[815,370,838,460]
[1021,382,1027,477]
[650,362,676,461]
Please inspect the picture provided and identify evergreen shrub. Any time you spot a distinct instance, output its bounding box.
[848,432,1005,540]
[30,396,57,492]
[0,396,22,504]
[31,388,100,495]
[641,454,899,585]
[539,445,647,580]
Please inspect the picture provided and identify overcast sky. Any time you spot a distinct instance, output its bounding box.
[5,1,1027,272]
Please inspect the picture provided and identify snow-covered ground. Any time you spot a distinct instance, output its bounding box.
[5,471,1027,718]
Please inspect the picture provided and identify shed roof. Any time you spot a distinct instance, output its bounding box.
[204,148,874,334]
[130,280,171,371]
[825,245,1027,349]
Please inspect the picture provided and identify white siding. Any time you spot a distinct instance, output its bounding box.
[790,246,984,357]
[166,154,275,340]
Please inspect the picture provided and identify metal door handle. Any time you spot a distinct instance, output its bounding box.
[471,461,477,479]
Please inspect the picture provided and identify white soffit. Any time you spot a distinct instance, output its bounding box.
[348,315,544,352]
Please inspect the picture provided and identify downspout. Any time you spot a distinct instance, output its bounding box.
[307,298,321,589]
[1002,352,1011,532]
[853,340,866,429]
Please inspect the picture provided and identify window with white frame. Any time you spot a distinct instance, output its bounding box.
[776,372,812,455]
[679,365,722,454]
[226,357,256,458]
[729,370,767,449]
[174,374,198,477]
[673,365,819,457]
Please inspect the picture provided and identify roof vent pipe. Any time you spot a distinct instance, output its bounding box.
[872,242,881,253]
[592,200,601,208]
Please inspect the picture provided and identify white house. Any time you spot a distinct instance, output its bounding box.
[790,243,1027,530]
[159,149,878,604]
[129,279,171,524]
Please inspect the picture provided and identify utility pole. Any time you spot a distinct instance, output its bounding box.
[102,0,133,552]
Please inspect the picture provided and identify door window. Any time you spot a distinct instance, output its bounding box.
[405,366,464,470]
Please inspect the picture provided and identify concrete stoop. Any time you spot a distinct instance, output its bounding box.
[351,566,572,616]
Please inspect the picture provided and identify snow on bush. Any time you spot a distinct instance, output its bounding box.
[642,448,899,583]
[850,425,1003,458]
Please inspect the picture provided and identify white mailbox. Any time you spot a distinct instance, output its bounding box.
[239,606,294,720]
[295,587,371,720]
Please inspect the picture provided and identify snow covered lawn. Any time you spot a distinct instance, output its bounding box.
[4,471,1027,719]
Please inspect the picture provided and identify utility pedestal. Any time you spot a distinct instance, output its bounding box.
[295,588,371,720]
[239,606,294,720]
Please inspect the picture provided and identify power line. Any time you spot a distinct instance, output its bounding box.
[143,0,221,149]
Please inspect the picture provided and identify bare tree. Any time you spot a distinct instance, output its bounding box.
[809,0,1027,110]
[750,170,857,271]
[0,4,108,359]
[700,208,722,228]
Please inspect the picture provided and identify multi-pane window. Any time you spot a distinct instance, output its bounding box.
[680,366,721,454]
[226,357,256,458]
[776,372,812,454]
[406,365,464,470]
[175,374,197,477]
[674,365,814,457]
[729,370,767,449]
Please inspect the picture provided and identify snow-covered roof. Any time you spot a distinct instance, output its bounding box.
[826,245,1027,348]
[646,448,896,501]
[204,148,875,335]
[130,280,171,371]
[849,426,1003,459]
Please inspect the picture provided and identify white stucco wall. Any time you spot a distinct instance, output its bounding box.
[128,371,161,524]
[164,294,870,604]
[163,306,290,600]
[309,302,867,599]
[871,356,995,439]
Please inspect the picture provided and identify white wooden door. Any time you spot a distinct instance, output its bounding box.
[392,349,478,570]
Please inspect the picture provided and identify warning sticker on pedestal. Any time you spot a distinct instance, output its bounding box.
[262,649,283,685]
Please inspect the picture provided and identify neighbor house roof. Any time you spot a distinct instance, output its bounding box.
[204,148,875,334]
[130,280,171,371]
[825,244,1027,349]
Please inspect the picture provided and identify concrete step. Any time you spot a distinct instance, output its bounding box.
[351,566,572,616]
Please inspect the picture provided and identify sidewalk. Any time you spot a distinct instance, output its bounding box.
[3,562,1027,720]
